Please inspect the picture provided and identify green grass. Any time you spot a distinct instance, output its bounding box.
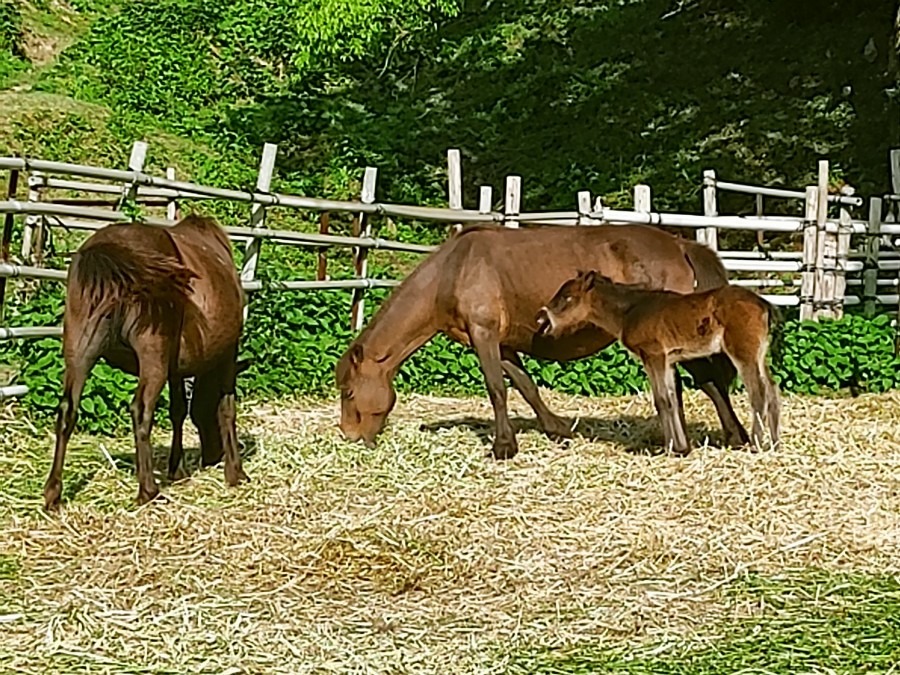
[506,570,900,674]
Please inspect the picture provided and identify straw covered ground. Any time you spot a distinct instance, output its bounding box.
[2,387,900,673]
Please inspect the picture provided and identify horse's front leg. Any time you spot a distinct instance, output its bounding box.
[501,349,573,440]
[644,354,691,455]
[471,326,518,460]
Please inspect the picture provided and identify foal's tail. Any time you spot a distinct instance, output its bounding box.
[680,239,728,292]
[765,300,785,371]
[70,241,197,325]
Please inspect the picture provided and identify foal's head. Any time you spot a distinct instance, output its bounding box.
[536,270,607,338]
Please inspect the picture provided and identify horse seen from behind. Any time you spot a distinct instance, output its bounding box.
[336,223,753,459]
[44,215,248,510]
[535,270,781,454]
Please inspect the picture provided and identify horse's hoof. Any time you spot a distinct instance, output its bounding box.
[542,416,575,441]
[137,487,165,506]
[43,480,62,513]
[225,466,249,487]
[491,440,519,461]
[168,467,188,482]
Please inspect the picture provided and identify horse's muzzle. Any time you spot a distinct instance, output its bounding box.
[535,308,553,336]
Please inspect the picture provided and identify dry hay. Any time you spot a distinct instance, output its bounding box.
[2,387,900,673]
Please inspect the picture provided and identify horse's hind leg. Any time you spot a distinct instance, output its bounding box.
[131,345,168,504]
[44,353,98,511]
[218,391,248,487]
[682,355,750,447]
[501,349,572,440]
[167,376,187,481]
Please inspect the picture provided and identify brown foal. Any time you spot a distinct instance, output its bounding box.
[536,271,781,454]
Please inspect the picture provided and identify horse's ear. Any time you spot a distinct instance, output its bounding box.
[348,344,364,369]
[582,270,598,290]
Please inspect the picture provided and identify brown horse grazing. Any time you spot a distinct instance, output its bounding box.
[44,215,248,510]
[336,223,751,460]
[535,271,781,454]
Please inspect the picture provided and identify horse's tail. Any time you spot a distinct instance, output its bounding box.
[680,239,728,292]
[70,241,197,321]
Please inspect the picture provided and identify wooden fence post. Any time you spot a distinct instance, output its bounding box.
[317,212,330,281]
[351,166,378,331]
[21,172,41,263]
[813,159,834,320]
[634,184,651,214]
[577,190,592,225]
[479,186,493,214]
[166,167,179,220]
[447,148,463,235]
[0,169,20,322]
[504,175,521,228]
[240,142,278,321]
[834,201,852,319]
[800,186,818,322]
[117,141,148,211]
[864,196,883,317]
[700,169,718,250]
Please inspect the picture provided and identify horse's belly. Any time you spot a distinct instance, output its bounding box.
[518,328,615,362]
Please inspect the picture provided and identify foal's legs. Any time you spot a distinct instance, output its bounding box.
[167,376,188,481]
[682,355,750,447]
[726,337,779,450]
[501,349,573,439]
[643,354,691,455]
[217,390,248,486]
[471,326,518,459]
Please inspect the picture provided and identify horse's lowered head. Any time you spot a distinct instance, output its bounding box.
[535,270,606,338]
[335,343,397,447]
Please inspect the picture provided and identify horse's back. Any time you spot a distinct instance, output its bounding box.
[437,224,707,356]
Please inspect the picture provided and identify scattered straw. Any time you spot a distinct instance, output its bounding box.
[2,387,900,673]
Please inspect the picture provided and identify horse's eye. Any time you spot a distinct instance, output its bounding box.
[342,390,354,401]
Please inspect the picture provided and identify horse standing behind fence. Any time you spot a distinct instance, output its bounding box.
[535,271,781,454]
[336,223,752,460]
[44,215,248,510]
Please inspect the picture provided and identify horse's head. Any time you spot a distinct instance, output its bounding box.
[335,343,397,447]
[536,270,604,338]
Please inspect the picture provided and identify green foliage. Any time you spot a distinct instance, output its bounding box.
[505,569,900,673]
[0,0,25,86]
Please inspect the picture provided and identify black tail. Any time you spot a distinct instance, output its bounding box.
[681,239,728,292]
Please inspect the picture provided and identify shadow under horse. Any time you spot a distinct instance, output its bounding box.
[44,215,249,510]
[336,223,749,459]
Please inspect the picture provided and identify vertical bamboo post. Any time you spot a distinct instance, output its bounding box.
[863,197,882,317]
[504,175,521,228]
[834,203,852,319]
[634,184,651,214]
[240,143,278,320]
[755,193,765,248]
[0,169,20,322]
[700,169,718,250]
[478,186,493,214]
[351,166,378,331]
[577,190,592,225]
[317,212,330,281]
[166,167,179,220]
[800,186,818,322]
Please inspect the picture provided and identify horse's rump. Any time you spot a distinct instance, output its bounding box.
[679,239,728,292]
[71,240,197,328]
